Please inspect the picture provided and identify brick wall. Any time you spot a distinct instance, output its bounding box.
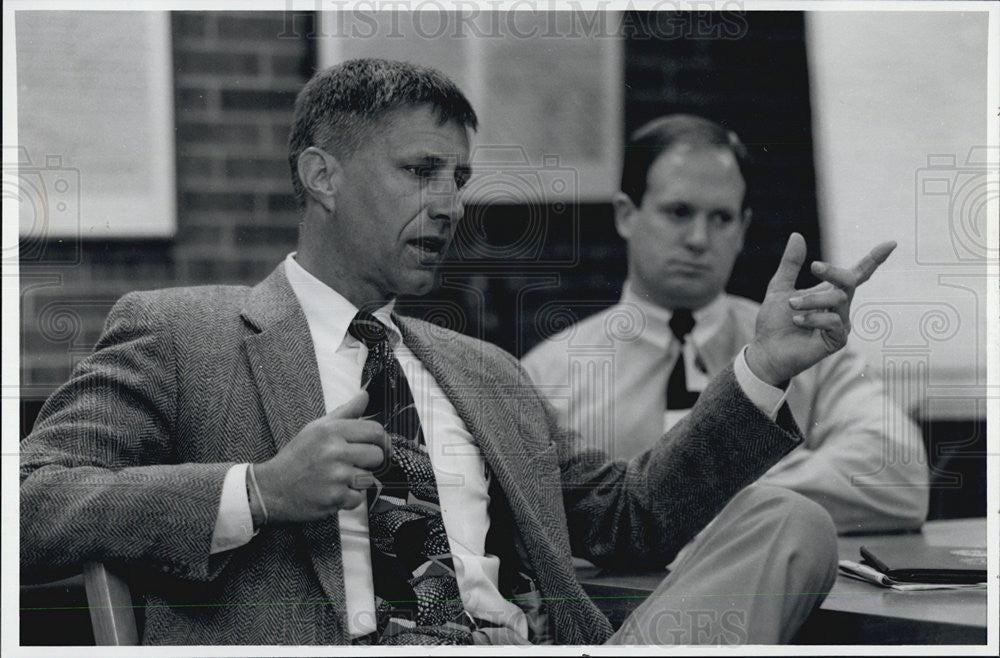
[172,11,311,284]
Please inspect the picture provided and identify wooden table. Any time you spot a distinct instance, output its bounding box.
[576,517,988,645]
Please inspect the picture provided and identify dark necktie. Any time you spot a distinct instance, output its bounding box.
[666,308,699,410]
[349,311,474,645]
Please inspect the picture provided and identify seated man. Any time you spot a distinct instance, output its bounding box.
[21,60,893,645]
[522,114,928,534]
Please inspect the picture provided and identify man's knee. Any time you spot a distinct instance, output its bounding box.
[736,484,833,529]
[744,485,838,587]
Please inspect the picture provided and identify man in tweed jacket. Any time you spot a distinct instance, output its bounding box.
[20,59,895,645]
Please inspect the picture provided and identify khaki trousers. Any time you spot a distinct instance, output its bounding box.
[607,483,839,645]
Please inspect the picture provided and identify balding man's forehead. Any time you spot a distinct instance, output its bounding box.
[658,143,740,170]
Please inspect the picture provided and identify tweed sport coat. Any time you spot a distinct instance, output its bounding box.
[20,265,804,645]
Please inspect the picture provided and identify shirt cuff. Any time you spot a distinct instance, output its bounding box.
[733,345,789,420]
[210,463,257,555]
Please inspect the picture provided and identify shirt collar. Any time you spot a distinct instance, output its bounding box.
[283,252,400,350]
[620,279,728,350]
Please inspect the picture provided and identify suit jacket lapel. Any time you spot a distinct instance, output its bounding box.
[240,266,347,629]
[395,317,545,544]
[241,265,325,454]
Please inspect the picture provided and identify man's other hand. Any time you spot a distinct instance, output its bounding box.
[746,232,896,387]
[253,391,388,524]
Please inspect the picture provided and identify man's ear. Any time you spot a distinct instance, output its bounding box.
[297,146,343,213]
[612,192,638,240]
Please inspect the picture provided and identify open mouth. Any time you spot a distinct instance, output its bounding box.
[408,237,447,257]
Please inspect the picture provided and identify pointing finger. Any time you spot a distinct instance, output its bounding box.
[811,262,856,290]
[852,240,897,286]
[767,232,807,293]
[812,241,897,290]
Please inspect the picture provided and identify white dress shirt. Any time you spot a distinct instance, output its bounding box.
[647,288,732,431]
[211,254,527,639]
[631,285,786,429]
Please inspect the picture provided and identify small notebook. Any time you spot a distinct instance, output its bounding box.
[859,543,987,584]
[838,560,986,591]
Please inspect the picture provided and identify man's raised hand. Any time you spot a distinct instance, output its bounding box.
[746,232,896,387]
[252,391,389,524]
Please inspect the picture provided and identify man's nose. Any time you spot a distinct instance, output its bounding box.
[426,176,465,223]
[684,214,710,251]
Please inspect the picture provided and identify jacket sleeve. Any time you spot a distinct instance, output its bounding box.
[759,348,929,533]
[550,365,804,571]
[20,292,234,584]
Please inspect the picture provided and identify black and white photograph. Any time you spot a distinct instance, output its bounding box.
[3,0,997,653]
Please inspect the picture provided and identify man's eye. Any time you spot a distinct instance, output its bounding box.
[405,165,433,179]
[710,211,734,225]
[663,204,693,220]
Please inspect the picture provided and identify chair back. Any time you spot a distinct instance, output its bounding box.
[82,562,139,645]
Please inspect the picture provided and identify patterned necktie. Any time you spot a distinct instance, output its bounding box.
[666,308,699,410]
[348,311,474,645]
